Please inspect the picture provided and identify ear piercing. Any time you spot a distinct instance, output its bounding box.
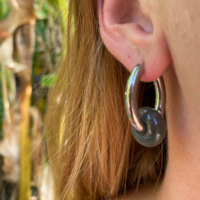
[125,64,166,147]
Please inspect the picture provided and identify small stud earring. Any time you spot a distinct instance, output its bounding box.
[125,64,166,147]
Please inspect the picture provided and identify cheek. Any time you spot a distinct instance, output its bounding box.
[152,0,200,103]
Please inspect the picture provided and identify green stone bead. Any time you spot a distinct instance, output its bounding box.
[131,107,166,147]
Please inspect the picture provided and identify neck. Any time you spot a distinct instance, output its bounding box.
[157,64,200,199]
[117,65,200,200]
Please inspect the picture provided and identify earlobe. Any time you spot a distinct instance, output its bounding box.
[98,0,171,82]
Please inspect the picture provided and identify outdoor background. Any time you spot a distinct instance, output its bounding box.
[0,0,65,199]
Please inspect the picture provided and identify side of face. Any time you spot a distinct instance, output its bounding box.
[99,0,200,110]
[152,0,200,100]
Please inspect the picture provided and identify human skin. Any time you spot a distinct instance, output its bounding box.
[99,0,200,199]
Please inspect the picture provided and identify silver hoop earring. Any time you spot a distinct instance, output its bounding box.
[125,64,166,147]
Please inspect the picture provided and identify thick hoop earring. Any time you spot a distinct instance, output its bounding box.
[125,64,166,147]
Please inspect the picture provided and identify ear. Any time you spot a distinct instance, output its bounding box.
[98,0,171,82]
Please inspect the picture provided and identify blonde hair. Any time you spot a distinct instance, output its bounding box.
[46,1,164,199]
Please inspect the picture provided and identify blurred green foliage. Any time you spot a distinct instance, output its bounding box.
[0,0,63,124]
[0,64,4,140]
[34,0,54,19]
[41,74,57,88]
[0,0,11,20]
[32,17,61,117]
[0,0,64,199]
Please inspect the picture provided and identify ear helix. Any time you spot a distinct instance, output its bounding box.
[125,64,166,147]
